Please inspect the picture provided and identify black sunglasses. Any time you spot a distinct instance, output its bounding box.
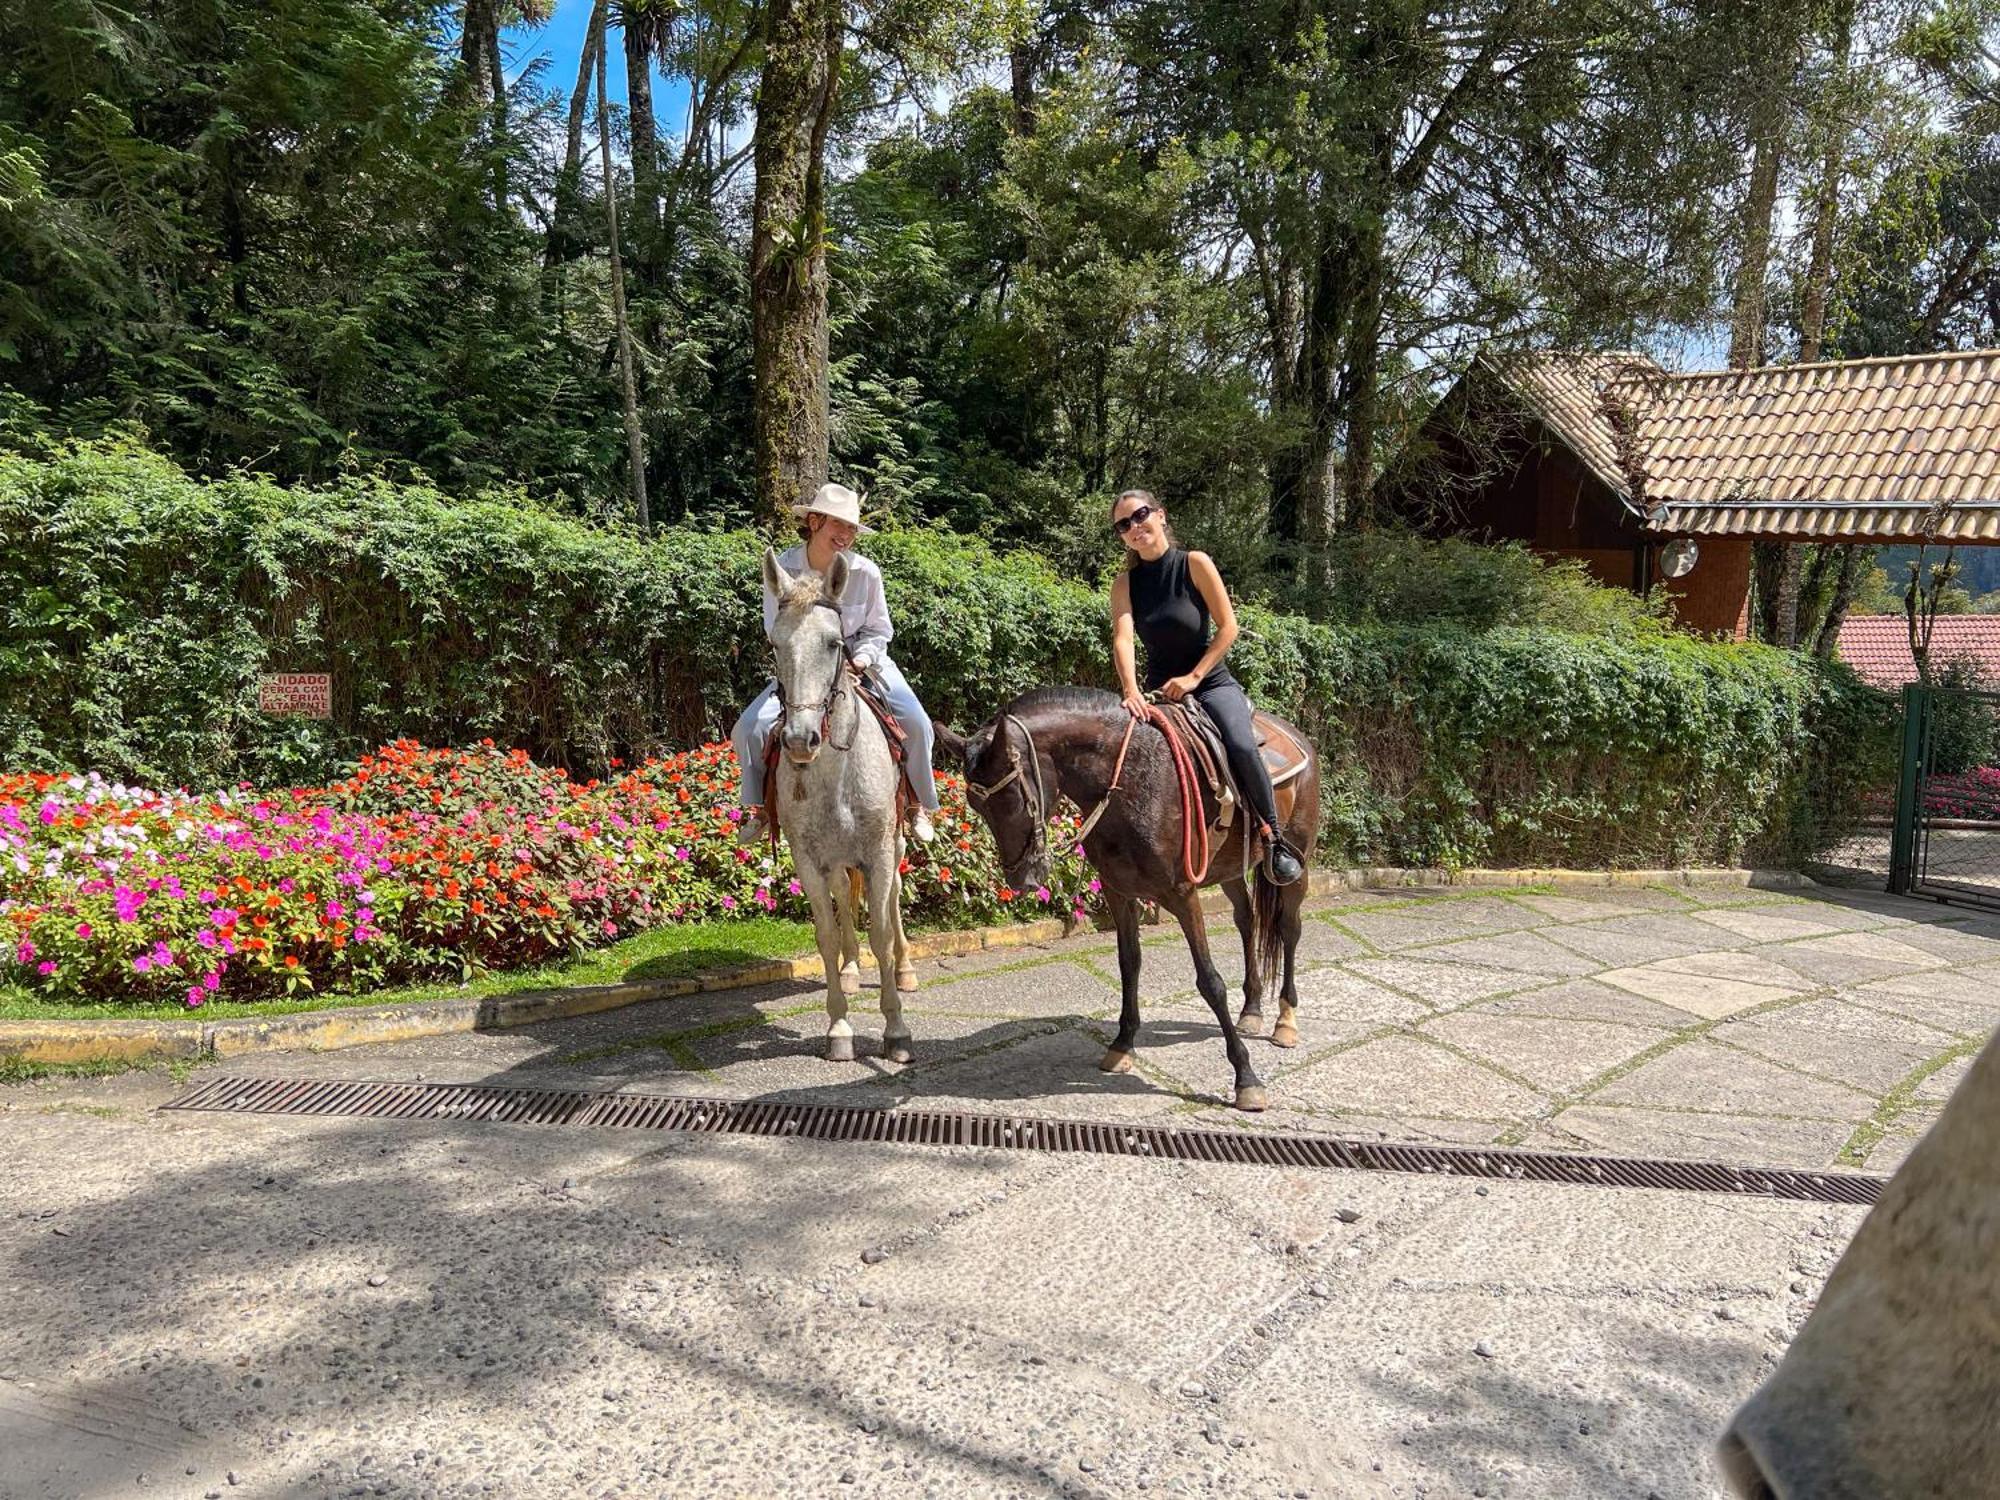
[1113,503,1157,535]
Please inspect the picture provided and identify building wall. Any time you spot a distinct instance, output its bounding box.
[1660,536,1753,639]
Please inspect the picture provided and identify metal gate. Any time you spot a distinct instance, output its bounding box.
[1890,682,2000,910]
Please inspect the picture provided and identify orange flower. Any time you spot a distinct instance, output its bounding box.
[284,955,300,969]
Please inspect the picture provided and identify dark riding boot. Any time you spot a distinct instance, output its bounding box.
[1263,832,1304,886]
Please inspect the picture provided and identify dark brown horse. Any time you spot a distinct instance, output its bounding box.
[935,687,1321,1112]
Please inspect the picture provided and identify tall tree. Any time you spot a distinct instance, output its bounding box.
[751,0,842,524]
[597,0,652,529]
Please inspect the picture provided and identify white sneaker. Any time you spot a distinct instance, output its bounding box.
[911,810,936,843]
[737,810,767,846]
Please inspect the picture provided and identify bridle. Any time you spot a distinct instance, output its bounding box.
[965,714,1049,873]
[772,599,856,752]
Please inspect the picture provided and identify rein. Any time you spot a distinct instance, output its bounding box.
[970,702,1213,886]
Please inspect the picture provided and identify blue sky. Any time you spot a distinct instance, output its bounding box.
[505,0,692,122]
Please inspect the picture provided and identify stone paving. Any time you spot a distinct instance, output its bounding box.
[0,879,1990,1499]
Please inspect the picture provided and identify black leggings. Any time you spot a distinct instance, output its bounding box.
[1188,672,1282,837]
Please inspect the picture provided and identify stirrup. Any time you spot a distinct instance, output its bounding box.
[1262,830,1304,886]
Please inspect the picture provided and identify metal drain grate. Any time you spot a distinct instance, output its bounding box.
[162,1075,1885,1206]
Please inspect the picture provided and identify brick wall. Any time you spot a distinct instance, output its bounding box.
[1661,536,1752,639]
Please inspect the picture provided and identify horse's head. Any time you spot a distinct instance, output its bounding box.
[764,547,851,764]
[946,712,1053,893]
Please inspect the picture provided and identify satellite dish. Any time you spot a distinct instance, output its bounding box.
[1660,538,1699,579]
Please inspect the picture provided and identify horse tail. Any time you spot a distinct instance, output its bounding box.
[1253,866,1284,998]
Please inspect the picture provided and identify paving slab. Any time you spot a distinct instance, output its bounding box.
[1418,1011,1660,1095]
[1693,906,1858,943]
[1344,956,1552,1009]
[1595,963,1806,1021]
[912,958,1118,1018]
[1712,997,1962,1095]
[1547,913,1757,966]
[1417,929,1608,978]
[1478,977,1693,1030]
[1279,1033,1546,1120]
[1849,969,2000,1036]
[1594,1039,1876,1121]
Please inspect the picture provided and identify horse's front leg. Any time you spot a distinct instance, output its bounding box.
[802,866,855,1062]
[1223,877,1266,1037]
[865,851,913,1064]
[1099,891,1143,1075]
[1166,889,1265,1112]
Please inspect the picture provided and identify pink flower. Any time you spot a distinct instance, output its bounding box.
[133,954,152,973]
[1034,886,1051,903]
[1087,878,1102,894]
[786,879,801,896]
[37,961,57,976]
[720,895,737,911]
[601,919,618,936]
[186,986,204,1005]
[75,922,93,940]
[14,940,33,964]
[202,971,221,992]
[325,901,345,920]
[37,801,58,826]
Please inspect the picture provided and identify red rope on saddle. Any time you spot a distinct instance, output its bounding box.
[1146,705,1212,886]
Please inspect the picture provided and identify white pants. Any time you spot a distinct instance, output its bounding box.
[732,655,939,812]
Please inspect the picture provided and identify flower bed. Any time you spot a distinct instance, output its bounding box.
[1,742,1094,1007]
[1860,766,2000,821]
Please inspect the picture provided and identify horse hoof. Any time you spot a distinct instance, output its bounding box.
[1099,1048,1136,1074]
[883,1037,914,1064]
[894,969,919,993]
[839,963,861,997]
[1236,1008,1268,1038]
[825,1034,856,1063]
[1234,1085,1269,1113]
[1270,1023,1300,1050]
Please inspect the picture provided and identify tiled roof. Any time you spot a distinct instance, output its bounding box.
[1484,347,2000,541]
[1484,350,1664,511]
[1836,614,2000,689]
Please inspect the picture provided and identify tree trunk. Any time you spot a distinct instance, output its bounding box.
[625,13,662,259]
[1811,546,1864,661]
[1010,41,1037,136]
[751,0,841,526]
[1729,64,1788,370]
[545,0,604,273]
[1797,0,1854,363]
[487,17,510,213]
[598,17,651,531]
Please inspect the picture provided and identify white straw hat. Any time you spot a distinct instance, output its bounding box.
[791,481,874,534]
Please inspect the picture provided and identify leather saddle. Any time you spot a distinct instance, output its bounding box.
[1152,700,1311,832]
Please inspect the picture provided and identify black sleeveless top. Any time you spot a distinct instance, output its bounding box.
[1128,548,1234,690]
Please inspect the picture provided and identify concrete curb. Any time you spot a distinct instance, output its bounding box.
[0,866,1810,1068]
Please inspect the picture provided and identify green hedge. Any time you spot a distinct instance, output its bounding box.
[1,442,1889,867]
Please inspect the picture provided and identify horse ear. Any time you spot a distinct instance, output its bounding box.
[762,547,793,600]
[824,550,852,604]
[932,720,967,765]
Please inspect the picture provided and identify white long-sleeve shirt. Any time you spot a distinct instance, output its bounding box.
[763,544,895,670]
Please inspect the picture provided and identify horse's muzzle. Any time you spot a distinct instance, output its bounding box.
[782,725,823,763]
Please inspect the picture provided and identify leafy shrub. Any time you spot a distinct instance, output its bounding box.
[1,441,1883,872]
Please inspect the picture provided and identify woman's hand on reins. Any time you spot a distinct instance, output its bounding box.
[1121,690,1149,720]
[1160,673,1201,703]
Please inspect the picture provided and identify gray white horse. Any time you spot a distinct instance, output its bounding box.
[762,547,917,1062]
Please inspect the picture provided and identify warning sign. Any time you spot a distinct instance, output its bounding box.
[258,673,332,718]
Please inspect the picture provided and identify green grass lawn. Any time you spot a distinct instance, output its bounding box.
[0,916,817,1024]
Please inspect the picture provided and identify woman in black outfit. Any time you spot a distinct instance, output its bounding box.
[1108,489,1305,885]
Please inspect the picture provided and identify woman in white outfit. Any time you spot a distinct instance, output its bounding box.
[732,483,939,845]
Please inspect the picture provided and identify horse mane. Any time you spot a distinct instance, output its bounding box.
[778,573,830,614]
[1008,685,1122,719]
